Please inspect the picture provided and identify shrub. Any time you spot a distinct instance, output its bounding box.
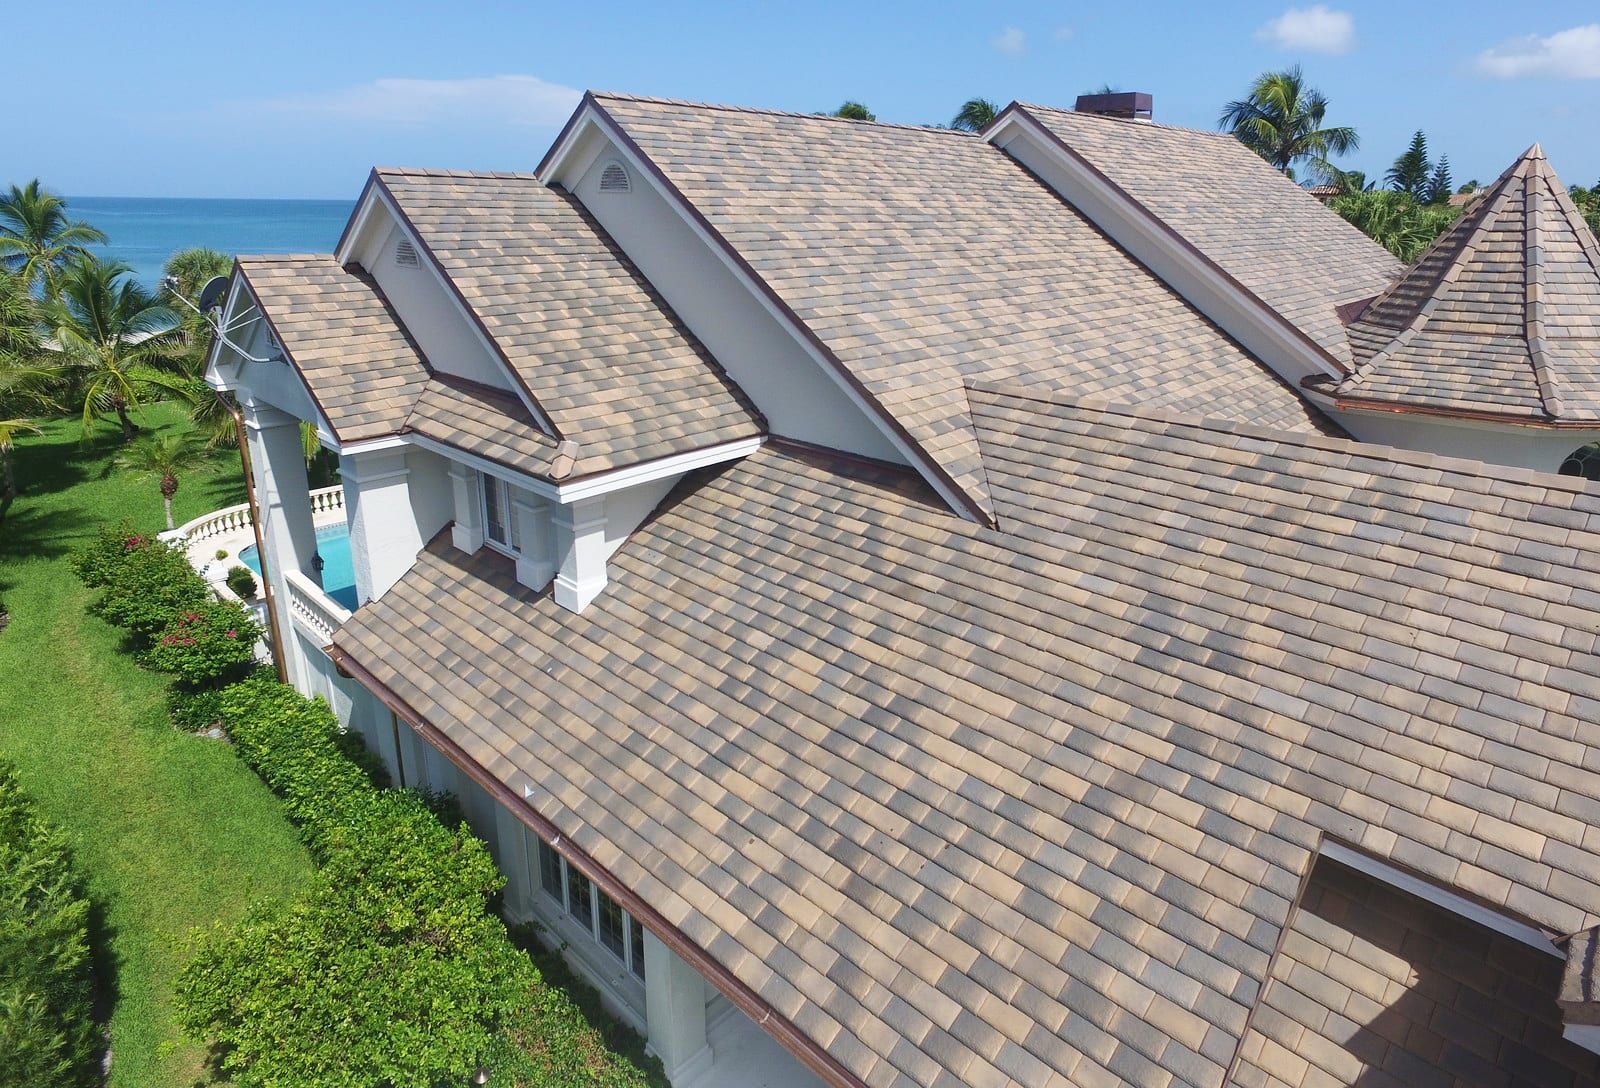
[181,672,652,1088]
[0,760,97,1088]
[93,540,211,647]
[214,548,228,561]
[141,601,261,689]
[168,686,227,733]
[224,565,256,599]
[69,520,148,588]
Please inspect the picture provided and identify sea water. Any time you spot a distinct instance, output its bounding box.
[70,196,354,289]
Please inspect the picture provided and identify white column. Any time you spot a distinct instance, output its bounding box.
[341,448,421,605]
[241,393,319,692]
[448,462,485,554]
[553,496,608,612]
[513,492,555,591]
[644,931,713,1085]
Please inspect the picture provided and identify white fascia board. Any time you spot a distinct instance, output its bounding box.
[1319,840,1558,956]
[337,434,410,457]
[341,184,560,440]
[542,105,984,526]
[332,186,378,266]
[987,111,1344,385]
[405,431,762,504]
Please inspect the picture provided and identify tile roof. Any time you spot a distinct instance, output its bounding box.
[335,391,1600,1088]
[1234,858,1600,1088]
[372,168,763,475]
[1012,105,1402,370]
[235,255,430,443]
[591,93,1336,522]
[401,372,559,477]
[1331,145,1600,423]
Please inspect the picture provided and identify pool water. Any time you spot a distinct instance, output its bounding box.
[240,523,359,611]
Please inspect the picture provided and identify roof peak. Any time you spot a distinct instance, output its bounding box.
[588,90,979,138]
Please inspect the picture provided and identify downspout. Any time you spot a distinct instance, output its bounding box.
[231,403,288,684]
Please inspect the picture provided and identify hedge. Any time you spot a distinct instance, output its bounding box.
[0,760,98,1088]
[179,676,655,1088]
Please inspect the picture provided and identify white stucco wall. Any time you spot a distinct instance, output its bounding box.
[358,217,516,392]
[567,141,905,464]
[1331,407,1600,475]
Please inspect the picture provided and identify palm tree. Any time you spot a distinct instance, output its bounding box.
[0,180,108,297]
[45,256,186,442]
[831,101,875,121]
[0,269,53,519]
[1218,67,1358,180]
[951,98,1000,132]
[114,432,202,529]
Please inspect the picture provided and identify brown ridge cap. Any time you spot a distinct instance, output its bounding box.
[1015,99,1240,142]
[329,616,868,1088]
[1526,168,1565,418]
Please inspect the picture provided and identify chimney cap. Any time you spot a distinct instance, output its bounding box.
[1073,92,1153,120]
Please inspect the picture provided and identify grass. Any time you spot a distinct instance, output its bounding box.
[0,402,313,1088]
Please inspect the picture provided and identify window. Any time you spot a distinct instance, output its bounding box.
[480,472,523,552]
[539,840,562,901]
[531,834,648,982]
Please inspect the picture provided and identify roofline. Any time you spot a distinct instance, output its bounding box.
[226,264,342,445]
[1307,378,1600,431]
[986,103,1350,381]
[539,95,994,527]
[327,643,869,1088]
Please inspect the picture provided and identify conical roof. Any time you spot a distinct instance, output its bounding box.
[1332,145,1600,422]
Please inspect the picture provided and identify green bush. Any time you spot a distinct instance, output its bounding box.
[224,564,257,599]
[180,672,653,1088]
[69,520,150,588]
[91,539,211,647]
[168,686,227,733]
[0,760,97,1088]
[141,601,261,689]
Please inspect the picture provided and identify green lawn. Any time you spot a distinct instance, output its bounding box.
[0,403,313,1087]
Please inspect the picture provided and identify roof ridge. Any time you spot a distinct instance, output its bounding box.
[374,165,544,181]
[235,253,341,264]
[964,378,1594,494]
[1016,101,1237,141]
[590,90,978,138]
[1526,170,1564,418]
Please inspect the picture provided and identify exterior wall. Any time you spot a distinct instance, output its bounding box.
[1331,407,1600,475]
[568,141,906,464]
[358,217,516,392]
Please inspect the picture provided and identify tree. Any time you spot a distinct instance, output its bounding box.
[0,270,55,520]
[831,101,875,121]
[1330,190,1461,262]
[44,257,186,442]
[1218,67,1358,180]
[1422,156,1453,205]
[0,181,107,297]
[951,98,1000,132]
[1386,130,1432,199]
[160,247,231,364]
[114,432,203,529]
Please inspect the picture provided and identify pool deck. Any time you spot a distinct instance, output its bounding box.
[183,506,348,591]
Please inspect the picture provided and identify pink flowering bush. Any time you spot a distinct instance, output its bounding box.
[141,601,261,688]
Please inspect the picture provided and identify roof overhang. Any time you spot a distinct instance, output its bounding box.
[984,104,1350,387]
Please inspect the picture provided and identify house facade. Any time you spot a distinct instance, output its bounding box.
[206,93,1600,1088]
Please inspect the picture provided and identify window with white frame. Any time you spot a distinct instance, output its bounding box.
[537,839,647,982]
[480,472,523,553]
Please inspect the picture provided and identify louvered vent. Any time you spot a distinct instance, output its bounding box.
[394,239,420,267]
[599,162,631,193]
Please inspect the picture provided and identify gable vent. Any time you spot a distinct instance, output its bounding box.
[598,162,631,193]
[394,239,420,267]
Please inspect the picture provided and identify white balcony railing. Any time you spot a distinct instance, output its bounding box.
[167,484,345,546]
[284,569,352,646]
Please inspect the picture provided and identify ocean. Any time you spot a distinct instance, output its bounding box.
[70,196,355,290]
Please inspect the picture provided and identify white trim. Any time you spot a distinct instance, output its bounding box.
[985,110,1346,385]
[541,104,983,524]
[336,434,410,456]
[405,431,762,505]
[1319,840,1558,955]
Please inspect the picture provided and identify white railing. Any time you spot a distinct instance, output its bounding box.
[284,569,352,646]
[166,485,345,545]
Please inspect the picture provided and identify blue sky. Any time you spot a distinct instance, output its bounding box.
[6,1,1598,199]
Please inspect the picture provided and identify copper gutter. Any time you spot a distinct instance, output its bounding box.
[327,644,869,1088]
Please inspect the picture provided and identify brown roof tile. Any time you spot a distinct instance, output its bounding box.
[592,93,1337,522]
[336,391,1600,1088]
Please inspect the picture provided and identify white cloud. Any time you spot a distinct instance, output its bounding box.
[232,74,583,127]
[1474,24,1600,79]
[992,26,1027,56]
[1255,6,1355,55]
[1053,25,1074,43]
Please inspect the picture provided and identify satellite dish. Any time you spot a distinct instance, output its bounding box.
[197,275,230,313]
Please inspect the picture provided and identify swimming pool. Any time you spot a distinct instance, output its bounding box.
[240,522,359,611]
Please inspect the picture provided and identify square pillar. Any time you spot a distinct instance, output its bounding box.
[644,931,713,1085]
[448,462,485,554]
[553,496,608,612]
[513,492,555,591]
[341,448,422,605]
